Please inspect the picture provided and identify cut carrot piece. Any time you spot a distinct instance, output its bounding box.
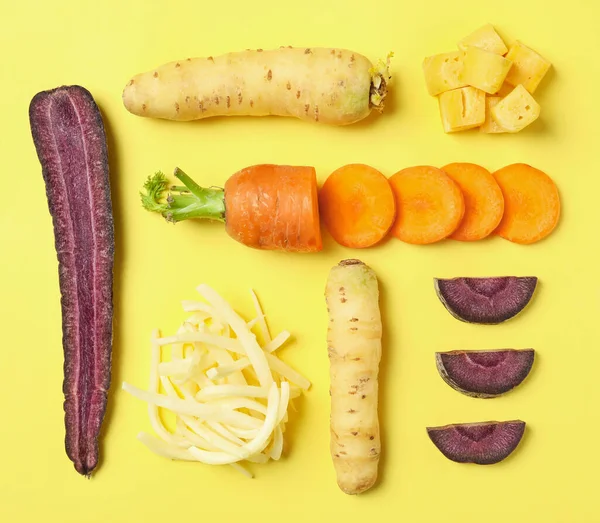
[493,164,560,244]
[142,164,322,252]
[441,163,504,241]
[319,164,396,248]
[225,164,322,252]
[389,166,465,245]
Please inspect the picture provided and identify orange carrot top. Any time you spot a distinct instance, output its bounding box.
[225,164,322,252]
[141,165,322,253]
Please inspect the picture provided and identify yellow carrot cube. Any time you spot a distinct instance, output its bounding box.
[479,97,505,134]
[458,24,508,55]
[491,85,540,132]
[422,51,467,96]
[505,41,551,93]
[493,82,514,98]
[461,47,513,94]
[438,86,486,133]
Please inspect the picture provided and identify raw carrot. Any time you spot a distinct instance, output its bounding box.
[325,259,382,494]
[225,164,321,251]
[141,164,322,253]
[389,166,465,244]
[123,48,392,126]
[441,163,504,241]
[30,85,114,477]
[493,163,560,244]
[319,164,396,248]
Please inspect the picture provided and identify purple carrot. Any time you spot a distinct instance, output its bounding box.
[29,85,114,476]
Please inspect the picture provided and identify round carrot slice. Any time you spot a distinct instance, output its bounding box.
[493,164,560,244]
[442,163,504,242]
[319,164,396,248]
[389,166,465,245]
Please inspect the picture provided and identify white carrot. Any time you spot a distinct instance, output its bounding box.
[123,47,392,125]
[325,259,382,495]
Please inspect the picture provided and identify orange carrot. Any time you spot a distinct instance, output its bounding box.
[493,163,560,244]
[389,166,465,245]
[441,163,504,241]
[226,164,322,252]
[319,164,396,248]
[141,164,322,252]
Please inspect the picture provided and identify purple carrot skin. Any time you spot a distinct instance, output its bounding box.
[29,86,114,476]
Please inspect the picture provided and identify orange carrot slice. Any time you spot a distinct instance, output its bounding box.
[493,163,560,244]
[441,163,504,241]
[319,164,396,248]
[389,166,465,245]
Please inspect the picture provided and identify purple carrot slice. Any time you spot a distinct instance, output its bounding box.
[427,420,526,465]
[435,349,535,398]
[434,276,538,324]
[29,85,114,476]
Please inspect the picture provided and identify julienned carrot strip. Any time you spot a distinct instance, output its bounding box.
[319,164,396,248]
[140,165,322,253]
[493,164,560,244]
[441,163,504,242]
[389,166,465,245]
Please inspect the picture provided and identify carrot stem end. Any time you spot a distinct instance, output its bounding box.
[140,170,226,224]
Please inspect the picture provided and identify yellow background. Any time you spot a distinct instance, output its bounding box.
[1,0,598,521]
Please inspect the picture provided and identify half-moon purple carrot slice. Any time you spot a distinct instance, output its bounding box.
[427,420,526,465]
[29,85,114,476]
[435,349,535,398]
[434,276,538,324]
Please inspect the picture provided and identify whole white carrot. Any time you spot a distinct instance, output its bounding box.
[123,47,392,125]
[325,259,382,494]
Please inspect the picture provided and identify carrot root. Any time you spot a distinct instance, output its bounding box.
[224,164,322,252]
